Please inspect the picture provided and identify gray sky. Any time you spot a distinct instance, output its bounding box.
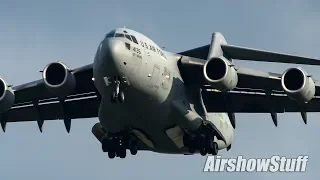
[0,0,319,179]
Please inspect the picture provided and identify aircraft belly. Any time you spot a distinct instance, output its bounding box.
[97,73,187,153]
[98,90,184,153]
[94,47,194,153]
[97,77,231,153]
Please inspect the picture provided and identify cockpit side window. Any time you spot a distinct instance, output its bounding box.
[130,35,139,44]
[115,33,125,37]
[125,34,132,41]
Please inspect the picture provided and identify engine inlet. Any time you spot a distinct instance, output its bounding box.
[44,62,67,86]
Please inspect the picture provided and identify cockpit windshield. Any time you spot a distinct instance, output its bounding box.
[105,30,115,38]
[115,33,125,37]
[115,33,133,42]
[105,31,126,39]
[104,30,139,45]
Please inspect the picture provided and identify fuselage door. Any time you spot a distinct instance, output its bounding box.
[148,65,160,89]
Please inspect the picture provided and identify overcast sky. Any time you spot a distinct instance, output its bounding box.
[0,0,319,179]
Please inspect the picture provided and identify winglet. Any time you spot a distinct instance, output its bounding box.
[266,91,278,127]
[0,113,7,132]
[59,99,71,133]
[228,112,236,129]
[1,121,6,132]
[301,112,307,124]
[33,100,44,133]
[64,119,71,133]
[37,120,44,133]
[227,144,231,151]
[270,112,278,127]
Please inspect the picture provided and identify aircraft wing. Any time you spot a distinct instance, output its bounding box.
[177,35,320,126]
[0,63,99,132]
[13,64,96,104]
[179,56,320,126]
[202,90,320,114]
[8,93,99,122]
[179,56,320,96]
[179,56,320,101]
[179,44,320,65]
[201,89,320,127]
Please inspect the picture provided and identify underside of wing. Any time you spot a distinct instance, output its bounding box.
[13,63,96,104]
[8,93,99,122]
[0,62,99,132]
[202,90,320,113]
[202,90,320,126]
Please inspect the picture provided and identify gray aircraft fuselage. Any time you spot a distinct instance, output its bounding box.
[92,28,233,154]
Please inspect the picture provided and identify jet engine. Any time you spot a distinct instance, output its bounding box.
[0,78,15,113]
[43,62,76,97]
[281,67,315,103]
[203,57,238,91]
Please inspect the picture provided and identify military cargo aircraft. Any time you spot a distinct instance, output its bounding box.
[1,28,320,159]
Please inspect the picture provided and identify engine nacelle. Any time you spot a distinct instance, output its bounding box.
[0,78,15,113]
[203,57,238,91]
[281,67,315,103]
[43,62,76,97]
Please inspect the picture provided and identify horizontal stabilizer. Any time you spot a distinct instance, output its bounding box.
[221,44,320,65]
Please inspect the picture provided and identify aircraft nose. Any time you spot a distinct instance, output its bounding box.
[93,37,128,94]
[104,38,123,58]
[100,38,126,72]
